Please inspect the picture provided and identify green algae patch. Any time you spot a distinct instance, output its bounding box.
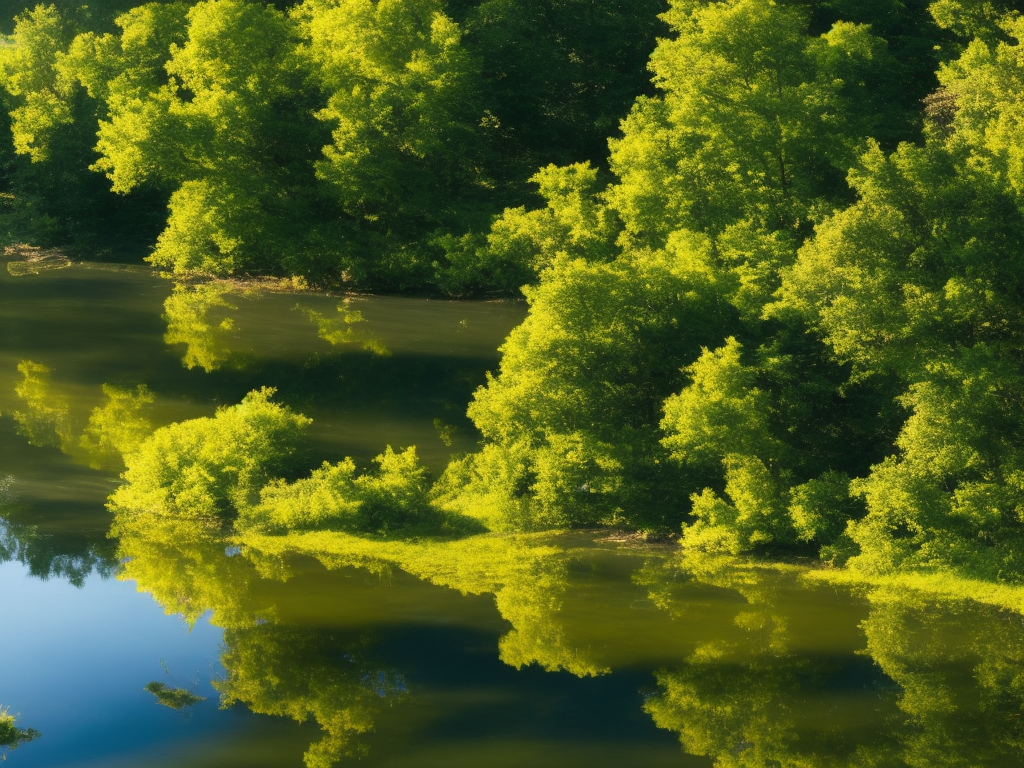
[240,530,608,677]
[803,567,1024,615]
[239,530,560,591]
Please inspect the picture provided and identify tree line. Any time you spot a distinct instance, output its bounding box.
[0,0,665,290]
[443,0,1024,588]
[10,0,1024,589]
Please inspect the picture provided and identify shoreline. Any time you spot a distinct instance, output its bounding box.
[2,245,525,302]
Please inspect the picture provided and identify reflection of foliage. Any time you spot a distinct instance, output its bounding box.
[648,655,805,768]
[144,681,206,710]
[433,418,456,447]
[115,513,405,767]
[108,388,311,521]
[162,282,241,372]
[641,555,1024,768]
[217,626,406,768]
[243,531,606,677]
[11,360,74,451]
[863,590,1024,768]
[0,476,117,586]
[303,301,389,357]
[644,556,899,768]
[114,513,271,627]
[643,650,897,768]
[9,361,155,470]
[0,706,40,759]
[79,384,154,469]
[0,516,116,586]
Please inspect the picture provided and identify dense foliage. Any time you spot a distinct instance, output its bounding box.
[446,0,1024,588]
[8,0,1024,589]
[107,387,311,519]
[0,0,667,290]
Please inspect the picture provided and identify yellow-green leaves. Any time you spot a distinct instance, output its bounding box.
[90,0,306,275]
[296,0,481,224]
[0,5,76,161]
[483,163,618,276]
[152,180,251,275]
[684,454,791,554]
[237,445,450,536]
[774,99,1024,579]
[938,16,1024,199]
[929,0,1015,41]
[660,339,836,554]
[454,243,735,531]
[108,388,311,521]
[607,0,883,247]
[63,3,190,105]
[661,338,778,468]
[241,459,362,533]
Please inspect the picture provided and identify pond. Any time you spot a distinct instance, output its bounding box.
[2,262,1024,768]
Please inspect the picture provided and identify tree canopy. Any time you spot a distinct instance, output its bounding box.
[8,0,1024,587]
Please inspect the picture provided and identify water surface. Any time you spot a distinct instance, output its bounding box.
[2,263,1023,768]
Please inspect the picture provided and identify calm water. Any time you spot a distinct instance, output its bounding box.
[2,262,1024,768]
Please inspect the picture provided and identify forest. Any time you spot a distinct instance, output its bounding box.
[4,0,1024,598]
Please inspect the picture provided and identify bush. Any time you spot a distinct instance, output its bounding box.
[108,388,310,521]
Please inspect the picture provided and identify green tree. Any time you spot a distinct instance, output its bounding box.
[440,240,736,532]
[928,0,1021,44]
[452,0,668,178]
[660,338,797,553]
[0,4,167,251]
[297,0,481,222]
[938,14,1024,198]
[777,74,1024,578]
[0,4,75,162]
[449,0,913,538]
[606,0,889,249]
[90,0,328,276]
[658,334,877,556]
